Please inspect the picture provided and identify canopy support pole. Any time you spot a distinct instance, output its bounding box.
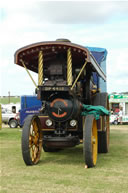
[67,48,72,86]
[38,51,43,86]
[20,59,38,88]
[71,60,88,90]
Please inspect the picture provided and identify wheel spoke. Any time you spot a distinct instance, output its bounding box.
[92,136,96,144]
[30,119,42,163]
[30,146,34,162]
[34,146,38,159]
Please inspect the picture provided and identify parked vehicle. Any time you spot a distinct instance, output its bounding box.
[2,109,19,128]
[2,103,20,113]
[19,95,42,127]
[109,94,128,124]
[110,114,119,125]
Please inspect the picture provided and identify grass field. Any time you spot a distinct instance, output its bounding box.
[0,125,128,193]
[0,97,20,104]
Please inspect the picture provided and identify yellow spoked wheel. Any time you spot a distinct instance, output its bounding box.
[83,115,98,168]
[22,115,42,165]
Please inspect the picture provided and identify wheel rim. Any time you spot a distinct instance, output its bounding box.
[92,119,98,165]
[11,121,16,128]
[29,118,42,164]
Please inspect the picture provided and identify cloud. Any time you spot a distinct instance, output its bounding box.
[30,1,128,24]
[107,48,128,93]
[1,1,128,25]
[0,1,128,95]
[2,1,128,51]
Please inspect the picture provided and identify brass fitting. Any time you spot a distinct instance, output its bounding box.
[38,51,43,86]
[67,48,72,86]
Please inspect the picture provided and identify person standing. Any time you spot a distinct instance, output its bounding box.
[119,108,123,125]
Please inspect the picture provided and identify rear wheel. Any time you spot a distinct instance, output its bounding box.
[22,115,42,165]
[99,93,110,153]
[98,130,109,153]
[83,115,98,168]
[92,93,110,153]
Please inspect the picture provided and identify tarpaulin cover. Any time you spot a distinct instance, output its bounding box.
[86,47,107,91]
[86,47,107,65]
[81,104,110,120]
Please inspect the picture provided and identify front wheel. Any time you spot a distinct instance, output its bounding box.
[9,119,18,128]
[83,115,98,168]
[22,115,42,165]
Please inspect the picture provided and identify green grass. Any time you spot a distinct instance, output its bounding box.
[0,125,128,193]
[0,97,20,104]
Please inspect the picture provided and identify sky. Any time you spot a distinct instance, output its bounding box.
[0,0,128,96]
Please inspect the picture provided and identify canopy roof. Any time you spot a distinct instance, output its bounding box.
[14,40,106,81]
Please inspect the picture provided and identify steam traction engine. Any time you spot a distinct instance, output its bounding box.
[15,39,110,168]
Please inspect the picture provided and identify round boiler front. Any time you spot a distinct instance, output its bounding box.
[46,93,81,122]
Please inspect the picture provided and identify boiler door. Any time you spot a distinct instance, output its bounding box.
[46,94,74,122]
